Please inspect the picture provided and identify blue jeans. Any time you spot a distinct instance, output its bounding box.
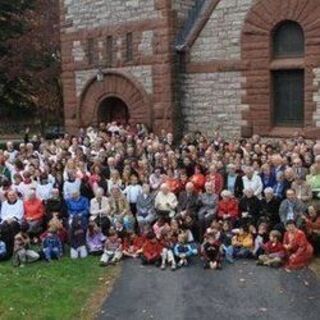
[43,247,60,261]
[233,247,252,259]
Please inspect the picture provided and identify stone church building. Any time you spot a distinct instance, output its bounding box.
[60,0,320,138]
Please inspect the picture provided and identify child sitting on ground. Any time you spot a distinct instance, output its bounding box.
[100,227,123,266]
[40,216,68,252]
[41,225,63,262]
[174,232,194,268]
[231,224,254,259]
[12,232,40,267]
[86,221,106,255]
[123,231,145,258]
[252,222,269,258]
[140,231,163,266]
[70,216,88,259]
[201,229,222,270]
[257,230,285,268]
[160,227,177,271]
[220,220,234,263]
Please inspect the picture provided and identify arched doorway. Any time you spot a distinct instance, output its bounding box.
[98,97,129,125]
[79,71,151,129]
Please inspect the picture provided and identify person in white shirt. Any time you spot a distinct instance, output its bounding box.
[149,167,162,191]
[18,171,37,200]
[123,175,142,215]
[5,141,18,163]
[155,183,178,218]
[36,173,54,201]
[0,191,24,225]
[90,188,111,235]
[63,171,81,200]
[242,166,263,199]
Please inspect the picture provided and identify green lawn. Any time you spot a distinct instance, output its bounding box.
[0,256,120,320]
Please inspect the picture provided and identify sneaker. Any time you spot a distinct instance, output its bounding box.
[161,264,166,270]
[177,260,184,268]
[209,261,217,270]
[171,265,176,271]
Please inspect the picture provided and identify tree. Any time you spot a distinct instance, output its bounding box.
[0,0,63,131]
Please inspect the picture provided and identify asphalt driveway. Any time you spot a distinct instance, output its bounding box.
[98,259,320,320]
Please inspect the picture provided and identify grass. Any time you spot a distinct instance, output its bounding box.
[0,256,120,320]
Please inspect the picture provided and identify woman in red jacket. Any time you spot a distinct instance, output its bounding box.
[302,205,320,255]
[283,220,313,270]
[217,190,239,223]
[23,190,45,238]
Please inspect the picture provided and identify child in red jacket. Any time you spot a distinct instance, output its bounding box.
[123,231,145,258]
[257,230,285,268]
[140,232,163,266]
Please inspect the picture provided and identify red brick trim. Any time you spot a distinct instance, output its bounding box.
[79,70,152,128]
[186,60,248,73]
[241,0,320,137]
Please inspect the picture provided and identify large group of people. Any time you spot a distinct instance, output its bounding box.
[0,122,319,271]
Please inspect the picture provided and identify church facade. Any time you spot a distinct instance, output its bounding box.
[60,0,320,138]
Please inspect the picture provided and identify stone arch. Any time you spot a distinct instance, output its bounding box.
[240,0,320,136]
[79,70,151,128]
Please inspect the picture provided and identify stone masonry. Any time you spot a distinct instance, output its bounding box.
[75,66,153,97]
[182,72,246,138]
[63,0,158,33]
[190,0,253,62]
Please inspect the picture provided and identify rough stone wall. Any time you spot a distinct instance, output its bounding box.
[172,0,196,23]
[313,68,320,127]
[75,66,153,97]
[190,0,253,62]
[63,0,158,32]
[182,72,247,137]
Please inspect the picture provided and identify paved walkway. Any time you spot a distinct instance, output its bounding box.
[98,259,320,320]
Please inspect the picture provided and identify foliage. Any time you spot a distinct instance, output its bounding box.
[0,0,63,126]
[0,256,119,320]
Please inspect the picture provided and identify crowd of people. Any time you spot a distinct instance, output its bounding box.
[0,122,319,271]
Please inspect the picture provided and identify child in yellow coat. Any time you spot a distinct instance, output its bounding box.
[232,225,253,259]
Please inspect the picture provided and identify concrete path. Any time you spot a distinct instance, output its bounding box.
[98,258,320,320]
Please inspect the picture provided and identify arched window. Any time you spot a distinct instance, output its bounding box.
[273,21,304,58]
[272,21,305,127]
